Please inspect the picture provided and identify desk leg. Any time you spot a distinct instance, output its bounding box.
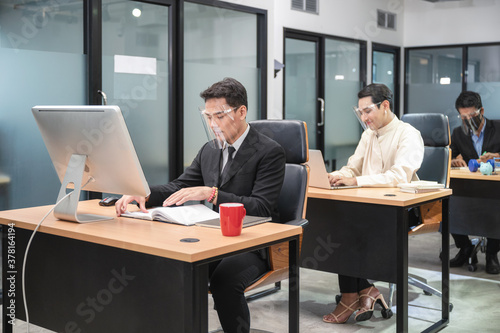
[288,235,299,333]
[441,198,450,322]
[422,198,451,333]
[189,262,209,333]
[396,208,409,333]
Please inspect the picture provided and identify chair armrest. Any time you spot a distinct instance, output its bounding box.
[284,218,308,228]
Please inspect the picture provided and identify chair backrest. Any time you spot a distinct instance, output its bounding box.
[401,113,451,187]
[249,120,309,222]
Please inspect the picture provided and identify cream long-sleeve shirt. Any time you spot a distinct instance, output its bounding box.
[330,116,424,187]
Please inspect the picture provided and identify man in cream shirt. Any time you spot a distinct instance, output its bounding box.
[328,85,424,187]
[323,83,424,325]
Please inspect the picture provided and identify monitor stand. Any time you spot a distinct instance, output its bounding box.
[54,154,113,223]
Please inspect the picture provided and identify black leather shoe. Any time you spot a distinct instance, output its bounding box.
[486,253,500,274]
[450,246,477,267]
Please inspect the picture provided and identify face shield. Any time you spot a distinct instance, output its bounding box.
[199,104,239,149]
[352,102,382,131]
[459,108,483,135]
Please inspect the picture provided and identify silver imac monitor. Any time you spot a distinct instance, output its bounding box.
[32,105,150,223]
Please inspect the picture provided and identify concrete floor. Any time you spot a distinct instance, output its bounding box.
[2,233,500,332]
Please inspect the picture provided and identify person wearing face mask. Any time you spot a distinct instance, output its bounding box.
[449,91,500,274]
[322,84,424,324]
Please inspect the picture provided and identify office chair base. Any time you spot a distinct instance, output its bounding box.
[246,282,281,302]
[468,237,487,272]
[408,275,441,298]
[381,308,394,319]
[388,280,454,312]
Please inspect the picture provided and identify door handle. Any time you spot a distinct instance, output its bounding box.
[98,90,108,105]
[317,97,325,126]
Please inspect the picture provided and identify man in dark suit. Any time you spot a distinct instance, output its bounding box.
[449,91,500,274]
[116,77,286,332]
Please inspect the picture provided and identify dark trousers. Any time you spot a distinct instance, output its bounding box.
[452,233,500,254]
[209,251,268,333]
[338,274,373,294]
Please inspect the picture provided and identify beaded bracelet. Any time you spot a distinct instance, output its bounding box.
[208,186,218,203]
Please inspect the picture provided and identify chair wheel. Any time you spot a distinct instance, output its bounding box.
[381,308,393,319]
[468,264,477,272]
[335,294,341,304]
[449,303,454,312]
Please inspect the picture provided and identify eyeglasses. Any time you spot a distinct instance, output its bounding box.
[458,108,481,120]
[200,105,240,122]
[353,102,382,117]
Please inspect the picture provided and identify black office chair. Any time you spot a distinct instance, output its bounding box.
[467,237,487,272]
[244,119,309,301]
[386,113,452,310]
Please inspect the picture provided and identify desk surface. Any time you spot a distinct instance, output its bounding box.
[307,186,452,206]
[0,200,301,263]
[450,168,500,181]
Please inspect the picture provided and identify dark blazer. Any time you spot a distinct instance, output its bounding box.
[147,125,286,222]
[450,118,500,162]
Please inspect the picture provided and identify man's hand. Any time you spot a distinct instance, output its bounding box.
[328,174,358,186]
[163,186,213,207]
[451,158,467,167]
[115,195,148,216]
[328,173,342,186]
[479,152,500,163]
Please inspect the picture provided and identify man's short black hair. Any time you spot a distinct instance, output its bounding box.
[455,91,482,111]
[357,83,393,110]
[200,77,248,109]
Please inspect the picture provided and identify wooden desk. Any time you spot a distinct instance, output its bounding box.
[449,169,500,239]
[302,187,452,333]
[0,200,302,333]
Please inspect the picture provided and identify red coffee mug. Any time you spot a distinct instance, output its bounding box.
[219,203,246,236]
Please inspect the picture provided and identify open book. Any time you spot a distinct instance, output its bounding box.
[122,204,220,226]
[397,181,445,194]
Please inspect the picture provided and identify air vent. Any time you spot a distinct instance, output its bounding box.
[377,9,396,30]
[291,0,318,14]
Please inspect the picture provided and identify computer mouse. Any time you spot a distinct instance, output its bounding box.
[99,196,119,206]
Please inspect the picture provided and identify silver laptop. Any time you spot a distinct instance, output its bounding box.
[308,149,361,190]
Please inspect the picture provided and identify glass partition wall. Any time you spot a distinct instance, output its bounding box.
[102,0,170,186]
[284,30,366,171]
[0,0,85,210]
[372,43,400,115]
[467,44,500,120]
[406,43,500,131]
[406,47,463,129]
[0,0,267,210]
[183,2,265,169]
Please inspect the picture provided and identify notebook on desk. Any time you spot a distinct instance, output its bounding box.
[308,149,361,190]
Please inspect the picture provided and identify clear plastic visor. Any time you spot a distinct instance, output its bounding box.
[459,109,482,135]
[199,105,238,149]
[352,102,381,131]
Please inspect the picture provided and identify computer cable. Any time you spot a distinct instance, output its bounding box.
[21,176,94,333]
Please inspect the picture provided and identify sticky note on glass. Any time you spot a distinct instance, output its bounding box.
[114,55,157,75]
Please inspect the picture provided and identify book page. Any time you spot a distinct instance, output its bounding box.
[151,204,220,225]
[121,210,154,220]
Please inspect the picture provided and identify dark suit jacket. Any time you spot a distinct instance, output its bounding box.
[450,117,500,162]
[147,125,286,222]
